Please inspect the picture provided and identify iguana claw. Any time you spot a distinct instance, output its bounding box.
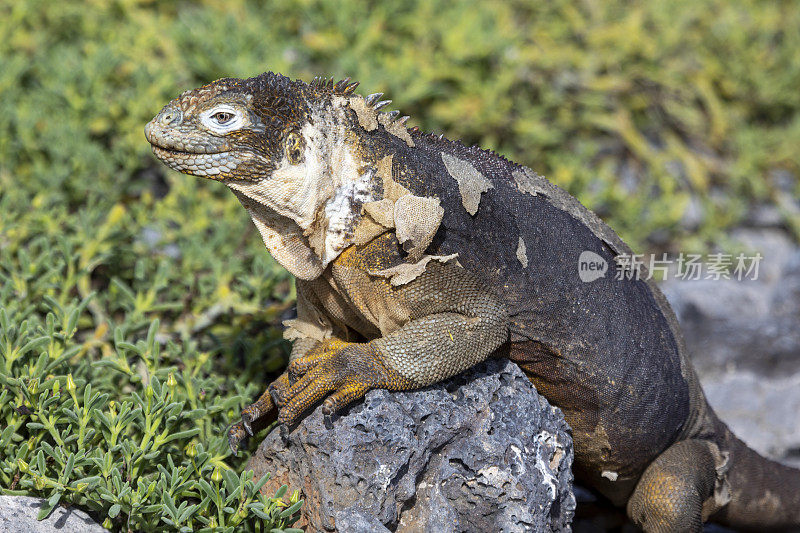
[241,416,253,436]
[277,342,410,427]
[227,421,248,456]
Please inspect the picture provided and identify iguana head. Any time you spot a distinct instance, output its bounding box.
[145,73,348,181]
[146,72,408,279]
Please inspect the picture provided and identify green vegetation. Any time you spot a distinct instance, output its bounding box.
[1,0,798,530]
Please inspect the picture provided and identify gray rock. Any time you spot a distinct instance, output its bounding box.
[745,203,784,228]
[769,168,798,194]
[701,371,800,467]
[248,359,575,532]
[334,507,391,533]
[680,195,704,231]
[661,229,800,376]
[0,496,104,533]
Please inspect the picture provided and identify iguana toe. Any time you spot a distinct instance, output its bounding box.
[227,421,248,456]
[227,377,286,453]
[278,367,338,426]
[321,382,370,416]
[268,370,294,407]
[287,355,322,381]
[240,403,262,436]
[241,414,254,436]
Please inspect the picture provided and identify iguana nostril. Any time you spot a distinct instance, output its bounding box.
[159,108,182,126]
[143,108,182,144]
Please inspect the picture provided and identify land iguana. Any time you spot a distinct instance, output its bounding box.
[144,72,800,532]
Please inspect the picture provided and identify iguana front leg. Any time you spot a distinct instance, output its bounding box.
[274,261,510,426]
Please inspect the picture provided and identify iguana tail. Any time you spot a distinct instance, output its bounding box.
[711,425,800,531]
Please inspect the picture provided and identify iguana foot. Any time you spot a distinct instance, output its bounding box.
[627,439,720,532]
[227,421,248,456]
[275,341,413,426]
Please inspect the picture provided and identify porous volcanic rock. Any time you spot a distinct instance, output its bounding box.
[248,358,575,532]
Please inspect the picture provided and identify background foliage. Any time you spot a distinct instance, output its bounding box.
[1,0,798,530]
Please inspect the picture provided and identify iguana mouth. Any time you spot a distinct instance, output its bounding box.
[149,144,226,157]
[144,117,232,157]
[150,144,228,163]
[150,144,243,178]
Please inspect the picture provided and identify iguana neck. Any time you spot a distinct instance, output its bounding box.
[227,98,381,278]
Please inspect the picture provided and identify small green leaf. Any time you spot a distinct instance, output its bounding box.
[36,502,56,521]
[66,451,77,470]
[251,472,271,496]
[162,428,200,444]
[48,492,61,507]
[279,500,303,518]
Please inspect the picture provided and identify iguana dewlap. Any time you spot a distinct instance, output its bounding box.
[145,72,800,532]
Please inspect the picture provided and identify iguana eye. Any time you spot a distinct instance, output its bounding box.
[200,105,245,134]
[213,112,234,124]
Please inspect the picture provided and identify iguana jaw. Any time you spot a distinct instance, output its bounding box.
[225,107,379,271]
[147,144,260,180]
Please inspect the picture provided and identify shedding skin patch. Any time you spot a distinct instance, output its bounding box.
[321,169,375,263]
[516,236,528,268]
[350,156,407,245]
[376,154,412,201]
[394,195,444,261]
[232,190,324,280]
[347,96,378,131]
[601,470,619,482]
[365,154,443,259]
[441,152,493,216]
[363,198,396,228]
[512,167,549,196]
[378,113,415,147]
[708,443,732,511]
[370,253,459,286]
[351,216,388,246]
[356,157,443,258]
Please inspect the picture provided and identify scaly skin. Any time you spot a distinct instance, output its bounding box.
[146,72,800,531]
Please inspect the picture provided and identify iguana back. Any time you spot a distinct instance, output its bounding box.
[395,133,691,498]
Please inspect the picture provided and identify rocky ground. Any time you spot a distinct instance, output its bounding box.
[0,496,105,533]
